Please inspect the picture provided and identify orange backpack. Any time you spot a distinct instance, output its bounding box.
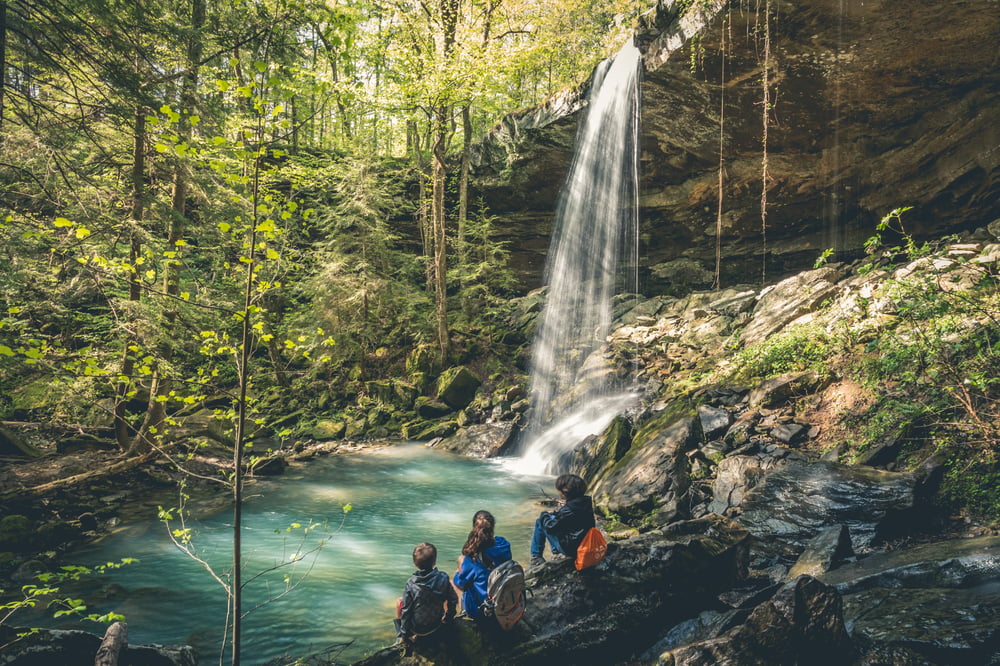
[574,527,607,570]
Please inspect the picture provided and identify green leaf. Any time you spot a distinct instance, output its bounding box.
[0,345,14,356]
[53,217,74,228]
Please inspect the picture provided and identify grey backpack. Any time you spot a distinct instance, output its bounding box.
[480,559,526,630]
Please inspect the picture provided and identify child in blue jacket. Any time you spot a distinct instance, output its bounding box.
[452,510,512,619]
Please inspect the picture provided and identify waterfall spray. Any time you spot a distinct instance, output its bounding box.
[513,40,642,475]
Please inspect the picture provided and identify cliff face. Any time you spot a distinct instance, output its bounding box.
[471,0,1000,292]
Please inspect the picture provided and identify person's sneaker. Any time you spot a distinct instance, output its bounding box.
[529,556,546,568]
[550,553,570,564]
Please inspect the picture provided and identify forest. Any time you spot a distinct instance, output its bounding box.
[3,0,1000,664]
[0,0,646,456]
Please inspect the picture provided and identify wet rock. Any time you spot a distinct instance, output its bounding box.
[736,460,918,553]
[819,536,1000,593]
[786,524,855,581]
[435,366,482,410]
[856,426,908,468]
[658,576,853,666]
[250,455,286,476]
[649,258,715,295]
[78,512,98,532]
[591,412,699,524]
[639,608,749,661]
[843,586,1000,665]
[571,415,633,485]
[817,536,1000,665]
[431,422,516,458]
[708,455,779,516]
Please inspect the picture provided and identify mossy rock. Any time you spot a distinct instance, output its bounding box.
[415,396,453,419]
[310,420,346,441]
[406,344,441,376]
[0,515,33,551]
[0,425,43,457]
[407,420,460,441]
[345,419,367,439]
[435,366,482,409]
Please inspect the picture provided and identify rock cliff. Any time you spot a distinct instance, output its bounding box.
[471,0,1000,292]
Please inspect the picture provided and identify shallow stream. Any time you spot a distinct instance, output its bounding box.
[63,444,550,664]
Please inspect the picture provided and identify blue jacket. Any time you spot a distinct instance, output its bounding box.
[452,536,512,619]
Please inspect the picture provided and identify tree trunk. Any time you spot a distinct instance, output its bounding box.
[0,1,7,132]
[114,100,146,452]
[431,104,449,360]
[457,104,471,264]
[94,621,127,666]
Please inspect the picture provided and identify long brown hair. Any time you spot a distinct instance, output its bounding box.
[461,510,496,560]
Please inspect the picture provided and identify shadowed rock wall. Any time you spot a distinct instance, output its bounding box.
[471,0,1000,292]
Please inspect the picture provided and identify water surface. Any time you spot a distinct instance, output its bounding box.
[67,443,550,664]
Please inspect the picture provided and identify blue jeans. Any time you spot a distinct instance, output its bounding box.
[530,514,564,558]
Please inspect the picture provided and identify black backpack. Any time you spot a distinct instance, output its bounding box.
[479,559,526,630]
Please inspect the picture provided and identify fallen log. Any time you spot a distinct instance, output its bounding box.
[0,449,158,502]
[94,621,127,666]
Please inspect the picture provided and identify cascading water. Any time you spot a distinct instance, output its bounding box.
[512,40,643,475]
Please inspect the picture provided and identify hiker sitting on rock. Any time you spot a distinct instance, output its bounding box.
[395,542,458,643]
[529,473,595,568]
[452,510,512,619]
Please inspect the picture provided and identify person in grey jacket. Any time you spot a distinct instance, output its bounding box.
[529,474,596,567]
[394,542,458,643]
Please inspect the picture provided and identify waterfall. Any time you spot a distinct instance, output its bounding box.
[512,40,642,476]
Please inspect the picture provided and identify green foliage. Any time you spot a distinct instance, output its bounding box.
[729,322,835,380]
[0,559,135,650]
[940,462,1000,519]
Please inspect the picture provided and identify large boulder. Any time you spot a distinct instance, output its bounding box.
[435,367,482,410]
[819,536,1000,665]
[655,575,854,666]
[709,454,781,516]
[431,422,516,458]
[735,460,918,553]
[590,410,700,525]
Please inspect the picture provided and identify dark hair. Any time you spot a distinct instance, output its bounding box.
[413,542,437,569]
[461,510,496,559]
[555,474,587,499]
